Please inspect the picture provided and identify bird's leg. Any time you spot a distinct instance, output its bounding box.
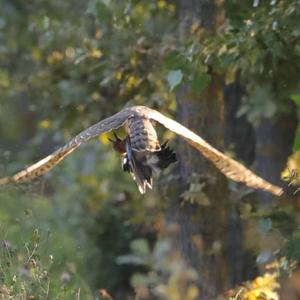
[108,132,120,143]
[109,134,132,175]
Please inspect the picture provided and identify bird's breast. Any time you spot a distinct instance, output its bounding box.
[126,116,160,152]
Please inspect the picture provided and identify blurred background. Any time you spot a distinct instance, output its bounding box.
[0,0,300,299]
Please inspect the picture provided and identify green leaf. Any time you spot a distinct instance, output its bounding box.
[130,239,150,256]
[291,94,300,107]
[293,123,300,151]
[164,51,192,73]
[86,0,111,22]
[86,1,97,15]
[167,69,183,91]
[165,51,182,69]
[259,218,272,234]
[237,85,276,125]
[191,71,211,93]
[284,235,300,260]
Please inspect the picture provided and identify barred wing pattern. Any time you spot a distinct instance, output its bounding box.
[0,108,133,185]
[0,105,284,197]
[146,108,284,197]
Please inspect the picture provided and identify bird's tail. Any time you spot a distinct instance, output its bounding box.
[123,138,153,194]
[123,140,176,194]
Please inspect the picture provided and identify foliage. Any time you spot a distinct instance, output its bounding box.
[0,190,96,299]
[228,270,279,300]
[164,0,300,125]
[116,226,200,300]
[1,0,300,299]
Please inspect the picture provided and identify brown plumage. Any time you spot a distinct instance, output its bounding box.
[126,116,160,152]
[108,120,176,193]
[0,106,283,196]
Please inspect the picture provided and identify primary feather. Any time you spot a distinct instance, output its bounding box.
[0,105,283,196]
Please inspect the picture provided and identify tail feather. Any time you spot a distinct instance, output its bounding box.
[124,138,152,194]
[130,158,152,194]
[122,139,176,194]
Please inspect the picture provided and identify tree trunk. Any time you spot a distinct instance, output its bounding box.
[165,2,231,298]
[254,109,298,299]
[254,111,298,203]
[223,81,258,286]
[224,81,255,166]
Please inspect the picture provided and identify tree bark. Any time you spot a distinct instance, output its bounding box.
[223,81,257,286]
[224,81,255,166]
[165,2,230,296]
[172,82,230,298]
[254,111,298,203]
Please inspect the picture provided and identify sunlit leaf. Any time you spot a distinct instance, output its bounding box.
[167,3,176,13]
[38,119,51,129]
[243,272,279,300]
[114,71,123,80]
[31,48,43,62]
[46,51,64,64]
[79,175,98,188]
[130,239,150,256]
[291,94,300,107]
[98,133,110,145]
[167,69,183,91]
[89,48,103,59]
[126,75,139,89]
[293,123,300,151]
[0,69,10,88]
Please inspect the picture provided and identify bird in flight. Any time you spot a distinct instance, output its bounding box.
[0,106,283,196]
[108,132,176,193]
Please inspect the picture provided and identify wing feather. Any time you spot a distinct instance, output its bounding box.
[0,108,134,185]
[145,108,283,197]
[0,105,285,197]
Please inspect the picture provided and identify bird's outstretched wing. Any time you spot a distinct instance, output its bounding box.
[0,105,284,197]
[144,107,284,197]
[0,107,135,185]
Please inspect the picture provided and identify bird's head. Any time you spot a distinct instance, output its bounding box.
[108,132,126,154]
